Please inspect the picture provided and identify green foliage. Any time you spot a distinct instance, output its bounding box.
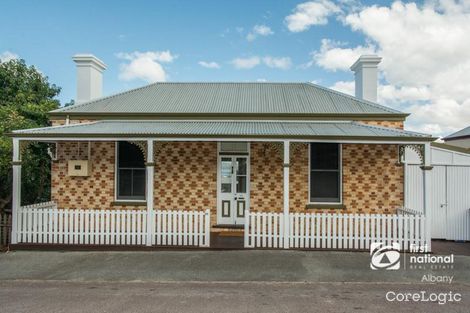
[0,59,60,211]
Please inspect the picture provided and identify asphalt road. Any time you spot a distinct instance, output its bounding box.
[1,248,469,312]
[0,280,469,313]
[1,250,469,283]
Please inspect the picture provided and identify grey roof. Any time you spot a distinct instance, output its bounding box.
[51,82,405,117]
[443,126,470,140]
[12,120,433,141]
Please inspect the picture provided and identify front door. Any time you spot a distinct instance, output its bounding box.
[217,156,250,225]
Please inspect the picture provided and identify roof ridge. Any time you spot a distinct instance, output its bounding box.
[52,82,407,116]
[305,82,402,114]
[443,125,470,139]
[352,121,430,137]
[13,120,99,133]
[52,82,164,113]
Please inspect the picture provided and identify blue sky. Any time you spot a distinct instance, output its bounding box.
[1,0,469,136]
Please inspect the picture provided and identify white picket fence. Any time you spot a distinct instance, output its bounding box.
[153,210,210,247]
[14,202,210,247]
[245,211,430,252]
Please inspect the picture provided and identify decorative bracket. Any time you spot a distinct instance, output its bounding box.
[261,142,283,160]
[153,141,168,160]
[261,142,308,160]
[398,144,425,165]
[290,142,308,158]
[19,140,38,158]
[127,141,147,162]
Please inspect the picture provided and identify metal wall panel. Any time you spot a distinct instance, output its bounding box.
[405,164,470,240]
[446,167,470,241]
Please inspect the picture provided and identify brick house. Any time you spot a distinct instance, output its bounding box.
[9,54,436,249]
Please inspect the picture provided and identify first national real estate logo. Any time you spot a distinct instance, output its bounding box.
[370,242,400,270]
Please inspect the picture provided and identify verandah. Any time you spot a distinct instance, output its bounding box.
[10,135,433,251]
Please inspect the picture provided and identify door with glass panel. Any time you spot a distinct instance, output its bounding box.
[217,156,250,225]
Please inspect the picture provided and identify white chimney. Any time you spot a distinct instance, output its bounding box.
[350,55,381,103]
[72,54,107,103]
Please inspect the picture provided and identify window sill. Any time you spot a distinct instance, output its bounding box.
[305,203,345,210]
[111,201,147,206]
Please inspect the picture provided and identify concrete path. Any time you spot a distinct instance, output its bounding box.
[0,280,469,313]
[0,250,469,283]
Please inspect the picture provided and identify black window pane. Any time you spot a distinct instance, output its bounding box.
[311,143,339,170]
[118,169,132,197]
[310,143,341,203]
[117,142,146,200]
[237,176,246,193]
[132,170,146,197]
[118,142,145,168]
[310,171,340,202]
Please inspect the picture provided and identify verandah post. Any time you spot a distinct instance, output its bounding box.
[421,142,432,252]
[146,139,155,246]
[283,140,290,249]
[11,138,21,244]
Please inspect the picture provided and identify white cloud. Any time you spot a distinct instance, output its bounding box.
[246,24,274,41]
[262,56,292,70]
[198,61,220,69]
[0,51,19,62]
[285,0,341,32]
[319,1,470,136]
[116,50,176,83]
[231,56,261,69]
[313,39,375,71]
[257,78,268,82]
[330,80,355,95]
[231,56,293,70]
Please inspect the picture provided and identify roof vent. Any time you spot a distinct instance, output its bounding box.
[350,55,381,103]
[72,54,107,104]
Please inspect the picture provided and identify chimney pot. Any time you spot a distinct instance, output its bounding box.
[72,54,106,104]
[350,55,381,103]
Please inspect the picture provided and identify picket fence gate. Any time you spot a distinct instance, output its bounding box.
[244,210,430,252]
[14,202,210,247]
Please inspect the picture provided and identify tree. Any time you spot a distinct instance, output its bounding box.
[0,59,60,212]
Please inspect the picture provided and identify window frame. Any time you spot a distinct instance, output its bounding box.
[308,143,342,204]
[114,142,147,202]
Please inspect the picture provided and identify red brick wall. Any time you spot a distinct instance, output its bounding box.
[250,142,403,214]
[51,140,403,219]
[153,142,218,224]
[52,141,118,209]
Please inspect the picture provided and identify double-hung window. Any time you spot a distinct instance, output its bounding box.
[116,142,146,200]
[309,143,341,203]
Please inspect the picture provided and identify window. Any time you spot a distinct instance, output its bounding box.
[117,142,146,200]
[310,143,341,203]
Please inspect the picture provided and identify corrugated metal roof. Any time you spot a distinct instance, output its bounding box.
[51,82,404,116]
[443,125,470,140]
[12,120,432,141]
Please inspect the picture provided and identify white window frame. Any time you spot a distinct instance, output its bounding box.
[307,143,343,205]
[114,141,147,203]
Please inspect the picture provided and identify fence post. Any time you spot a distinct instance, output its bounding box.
[244,210,250,248]
[204,209,210,247]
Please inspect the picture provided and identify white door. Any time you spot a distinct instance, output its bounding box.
[446,166,470,241]
[217,156,250,225]
[428,166,448,239]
